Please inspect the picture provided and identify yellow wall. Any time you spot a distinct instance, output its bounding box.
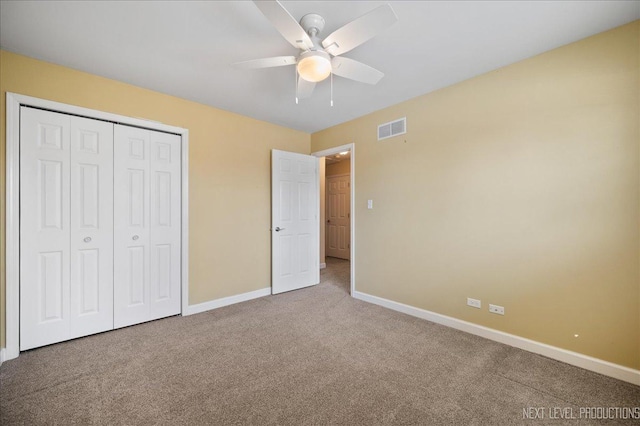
[0,50,310,348]
[312,21,640,369]
[326,160,351,177]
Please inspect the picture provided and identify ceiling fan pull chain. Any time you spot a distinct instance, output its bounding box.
[295,66,299,105]
[330,72,334,107]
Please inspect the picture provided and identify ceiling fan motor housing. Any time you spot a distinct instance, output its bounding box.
[300,13,325,38]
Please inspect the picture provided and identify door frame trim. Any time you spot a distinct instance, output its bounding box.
[4,92,190,361]
[312,143,355,295]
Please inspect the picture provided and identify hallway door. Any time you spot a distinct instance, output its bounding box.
[326,174,350,260]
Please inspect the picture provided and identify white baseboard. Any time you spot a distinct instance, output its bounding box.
[320,263,327,269]
[183,287,271,316]
[0,347,15,365]
[353,291,640,386]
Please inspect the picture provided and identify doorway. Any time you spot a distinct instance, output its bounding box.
[312,144,355,296]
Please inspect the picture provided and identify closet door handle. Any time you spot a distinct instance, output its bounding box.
[132,235,139,241]
[83,237,91,243]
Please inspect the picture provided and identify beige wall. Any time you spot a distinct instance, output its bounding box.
[311,22,640,369]
[0,51,310,348]
[326,160,351,177]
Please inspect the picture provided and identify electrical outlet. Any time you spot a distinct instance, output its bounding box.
[467,298,481,309]
[489,304,505,315]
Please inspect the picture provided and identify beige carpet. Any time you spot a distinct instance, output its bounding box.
[1,257,639,425]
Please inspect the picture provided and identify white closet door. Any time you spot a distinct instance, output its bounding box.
[20,109,115,350]
[20,108,72,350]
[149,131,181,320]
[114,125,181,328]
[69,116,114,338]
[114,125,151,328]
[20,108,181,348]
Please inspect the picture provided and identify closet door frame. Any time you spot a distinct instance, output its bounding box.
[4,92,190,362]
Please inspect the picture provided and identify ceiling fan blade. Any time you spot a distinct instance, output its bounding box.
[233,56,297,69]
[297,77,316,99]
[253,0,314,50]
[322,4,398,56]
[331,57,384,85]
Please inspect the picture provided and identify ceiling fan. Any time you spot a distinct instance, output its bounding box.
[234,0,398,103]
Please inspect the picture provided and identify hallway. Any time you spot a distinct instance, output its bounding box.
[320,257,350,294]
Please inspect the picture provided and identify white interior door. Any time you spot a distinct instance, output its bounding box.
[20,108,114,350]
[114,125,150,328]
[69,116,114,338]
[114,125,181,328]
[20,108,71,350]
[326,174,351,260]
[148,130,182,320]
[271,149,319,294]
[17,102,184,352]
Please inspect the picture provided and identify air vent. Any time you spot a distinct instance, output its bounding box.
[378,117,406,141]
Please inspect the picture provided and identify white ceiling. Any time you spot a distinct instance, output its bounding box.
[1,1,638,133]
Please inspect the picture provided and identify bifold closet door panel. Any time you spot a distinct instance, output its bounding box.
[114,125,151,328]
[69,116,114,338]
[20,108,114,350]
[20,108,72,350]
[149,131,182,321]
[114,125,181,328]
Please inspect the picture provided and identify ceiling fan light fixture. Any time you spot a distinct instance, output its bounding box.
[297,51,331,82]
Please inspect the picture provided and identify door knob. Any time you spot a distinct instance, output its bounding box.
[83,237,91,243]
[132,235,139,241]
[275,227,285,232]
